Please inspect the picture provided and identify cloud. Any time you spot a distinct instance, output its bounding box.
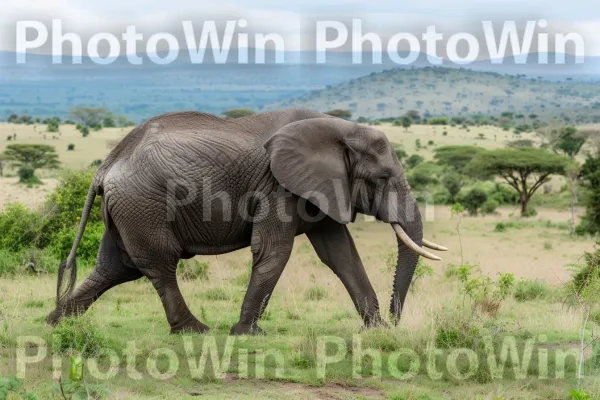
[1,0,598,57]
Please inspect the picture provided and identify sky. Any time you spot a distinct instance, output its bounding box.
[1,0,599,57]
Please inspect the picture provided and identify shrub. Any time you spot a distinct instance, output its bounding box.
[522,207,538,217]
[494,223,506,232]
[460,188,488,216]
[305,286,327,301]
[428,116,449,125]
[0,203,43,252]
[405,154,424,169]
[454,264,515,317]
[514,279,553,302]
[41,169,101,246]
[178,260,209,281]
[411,258,433,289]
[481,199,499,215]
[433,191,450,205]
[489,183,519,205]
[567,250,600,296]
[442,172,463,203]
[67,144,75,151]
[0,249,22,276]
[52,316,107,357]
[49,222,104,266]
[17,165,41,184]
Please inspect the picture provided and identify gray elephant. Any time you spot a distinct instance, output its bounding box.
[47,108,446,335]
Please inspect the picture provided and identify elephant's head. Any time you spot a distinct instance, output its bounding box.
[264,117,447,324]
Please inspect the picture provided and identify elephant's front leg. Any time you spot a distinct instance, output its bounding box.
[230,194,299,335]
[307,217,385,328]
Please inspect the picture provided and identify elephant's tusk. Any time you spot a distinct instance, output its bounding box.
[422,239,448,251]
[392,224,442,261]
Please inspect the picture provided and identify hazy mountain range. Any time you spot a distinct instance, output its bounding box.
[1,50,599,122]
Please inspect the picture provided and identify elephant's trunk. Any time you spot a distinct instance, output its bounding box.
[389,199,423,325]
[376,179,447,325]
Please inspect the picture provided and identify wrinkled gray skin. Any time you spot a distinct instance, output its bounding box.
[47,108,423,335]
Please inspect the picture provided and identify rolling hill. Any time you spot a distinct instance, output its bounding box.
[266,67,600,123]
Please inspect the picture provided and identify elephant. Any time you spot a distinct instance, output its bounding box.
[47,108,447,335]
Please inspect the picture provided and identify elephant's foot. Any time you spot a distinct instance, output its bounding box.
[229,322,265,336]
[46,308,64,327]
[170,316,210,334]
[362,314,390,330]
[46,302,86,326]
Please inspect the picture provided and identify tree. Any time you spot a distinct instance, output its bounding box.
[405,154,424,169]
[117,116,136,127]
[552,126,589,158]
[545,126,591,233]
[222,108,256,119]
[466,148,570,216]
[461,188,487,216]
[400,116,412,131]
[442,172,463,203]
[577,156,600,235]
[102,114,116,128]
[325,109,352,120]
[434,145,483,173]
[3,144,60,182]
[0,153,6,177]
[405,110,421,122]
[47,119,60,133]
[69,107,111,128]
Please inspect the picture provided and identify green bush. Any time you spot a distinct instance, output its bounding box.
[405,154,424,169]
[522,207,538,217]
[0,203,44,252]
[494,222,506,232]
[481,199,499,215]
[460,188,488,216]
[514,279,553,302]
[428,116,449,125]
[17,165,41,185]
[67,144,75,151]
[0,249,23,276]
[489,183,519,205]
[49,222,104,266]
[52,316,107,357]
[433,191,450,205]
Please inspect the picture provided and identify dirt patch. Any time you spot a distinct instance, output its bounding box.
[0,177,58,210]
[189,379,386,400]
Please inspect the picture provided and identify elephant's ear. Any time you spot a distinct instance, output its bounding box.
[264,117,354,224]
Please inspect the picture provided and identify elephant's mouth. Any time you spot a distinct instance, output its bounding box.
[391,223,447,261]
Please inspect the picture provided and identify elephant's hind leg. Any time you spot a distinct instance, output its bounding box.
[47,231,143,325]
[144,269,210,334]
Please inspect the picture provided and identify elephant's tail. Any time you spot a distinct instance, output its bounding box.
[55,183,98,308]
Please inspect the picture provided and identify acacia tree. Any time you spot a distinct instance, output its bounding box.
[69,107,111,130]
[434,145,484,174]
[3,144,60,182]
[466,148,570,216]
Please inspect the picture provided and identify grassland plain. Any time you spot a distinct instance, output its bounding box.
[0,122,599,399]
